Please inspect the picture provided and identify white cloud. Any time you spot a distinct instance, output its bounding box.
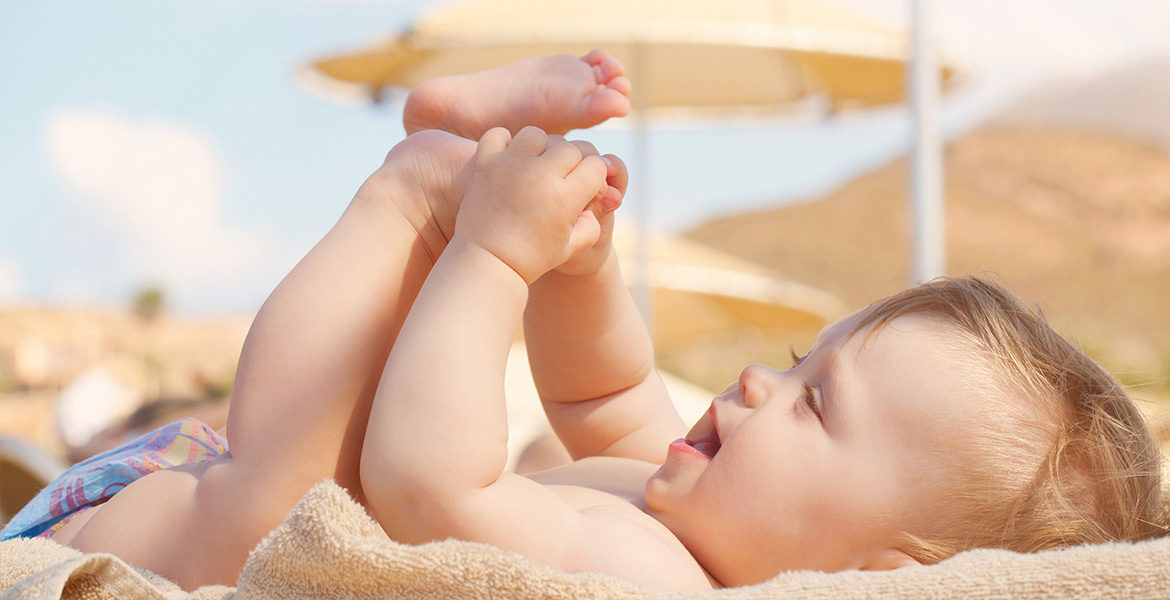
[45,109,272,310]
[0,256,27,306]
[841,0,1170,79]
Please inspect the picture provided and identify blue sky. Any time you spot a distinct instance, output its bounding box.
[3,0,1168,313]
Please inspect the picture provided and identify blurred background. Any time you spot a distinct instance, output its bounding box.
[3,0,1170,520]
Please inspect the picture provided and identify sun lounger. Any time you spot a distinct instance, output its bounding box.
[0,437,67,527]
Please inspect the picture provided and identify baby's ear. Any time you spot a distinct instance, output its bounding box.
[856,547,923,571]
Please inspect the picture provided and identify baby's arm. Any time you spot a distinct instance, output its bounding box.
[525,258,686,464]
[361,127,611,557]
[361,131,712,589]
[524,158,685,464]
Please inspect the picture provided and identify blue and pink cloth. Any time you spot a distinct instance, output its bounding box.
[0,418,227,540]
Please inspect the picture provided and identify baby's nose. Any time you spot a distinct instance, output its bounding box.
[738,364,781,408]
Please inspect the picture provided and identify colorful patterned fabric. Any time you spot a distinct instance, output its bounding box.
[0,418,227,540]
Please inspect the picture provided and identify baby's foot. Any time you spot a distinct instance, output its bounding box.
[403,49,632,139]
[357,129,629,265]
[357,130,477,263]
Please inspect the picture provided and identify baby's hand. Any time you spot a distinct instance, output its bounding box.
[455,126,608,284]
[553,148,625,277]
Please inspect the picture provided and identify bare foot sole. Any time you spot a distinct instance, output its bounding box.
[404,49,632,139]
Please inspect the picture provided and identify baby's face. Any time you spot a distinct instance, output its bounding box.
[645,312,983,586]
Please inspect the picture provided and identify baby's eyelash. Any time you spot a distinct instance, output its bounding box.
[802,383,823,424]
[789,345,808,367]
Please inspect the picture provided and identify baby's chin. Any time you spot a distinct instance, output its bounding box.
[643,457,705,523]
[641,481,684,540]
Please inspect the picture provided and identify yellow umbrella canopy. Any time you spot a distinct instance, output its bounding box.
[303,0,953,111]
[611,228,845,351]
[299,0,892,352]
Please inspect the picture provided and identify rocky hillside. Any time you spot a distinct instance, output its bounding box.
[994,58,1170,150]
[685,126,1170,389]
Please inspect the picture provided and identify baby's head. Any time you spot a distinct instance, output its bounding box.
[645,276,1166,586]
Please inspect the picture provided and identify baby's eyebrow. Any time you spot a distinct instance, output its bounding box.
[823,346,861,435]
[821,346,850,433]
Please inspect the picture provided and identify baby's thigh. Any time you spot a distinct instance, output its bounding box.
[65,455,282,589]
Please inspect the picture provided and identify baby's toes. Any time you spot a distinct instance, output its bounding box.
[580,87,631,122]
[592,56,626,85]
[581,48,610,67]
[607,75,632,96]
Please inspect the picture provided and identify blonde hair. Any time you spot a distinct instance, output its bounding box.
[852,276,1167,562]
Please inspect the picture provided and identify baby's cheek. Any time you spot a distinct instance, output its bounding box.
[722,439,810,502]
[704,451,771,510]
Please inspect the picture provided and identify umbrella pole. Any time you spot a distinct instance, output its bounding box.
[908,0,944,284]
[632,43,654,337]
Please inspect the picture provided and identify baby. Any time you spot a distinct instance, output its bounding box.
[4,51,1165,591]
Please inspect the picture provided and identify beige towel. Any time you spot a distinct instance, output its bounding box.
[2,480,1168,599]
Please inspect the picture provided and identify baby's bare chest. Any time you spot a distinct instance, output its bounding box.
[524,457,717,590]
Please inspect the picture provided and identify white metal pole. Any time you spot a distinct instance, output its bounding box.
[908,0,944,284]
[632,43,654,334]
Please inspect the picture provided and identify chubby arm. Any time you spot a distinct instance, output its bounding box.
[523,152,685,464]
[525,254,686,464]
[362,238,689,581]
[360,127,610,561]
[362,240,550,531]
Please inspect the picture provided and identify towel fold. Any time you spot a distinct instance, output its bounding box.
[3,479,1168,599]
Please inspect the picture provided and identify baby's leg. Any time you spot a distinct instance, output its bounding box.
[63,131,476,590]
[218,131,475,494]
[404,49,631,139]
[61,53,630,587]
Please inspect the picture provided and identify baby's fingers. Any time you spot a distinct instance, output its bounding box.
[601,154,627,212]
[475,127,512,162]
[544,136,600,159]
[566,207,602,258]
[543,140,586,176]
[509,125,550,156]
[564,155,608,212]
[569,139,600,158]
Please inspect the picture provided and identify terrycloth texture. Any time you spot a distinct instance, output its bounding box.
[0,537,232,600]
[2,479,1168,599]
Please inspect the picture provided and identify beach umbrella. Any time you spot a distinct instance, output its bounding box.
[497,223,842,359]
[297,0,952,324]
[301,0,941,111]
[609,226,844,351]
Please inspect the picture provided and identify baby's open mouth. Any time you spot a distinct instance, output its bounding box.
[684,429,721,459]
